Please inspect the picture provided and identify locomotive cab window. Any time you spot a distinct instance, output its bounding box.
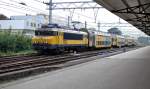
[35,30,57,36]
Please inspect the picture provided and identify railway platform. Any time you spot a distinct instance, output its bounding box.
[1,46,150,89]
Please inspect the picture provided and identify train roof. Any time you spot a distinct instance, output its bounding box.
[94,31,111,37]
[87,28,112,37]
[37,28,88,35]
[38,23,88,35]
[117,35,125,38]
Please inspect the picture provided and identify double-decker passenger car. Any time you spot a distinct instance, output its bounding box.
[116,35,126,47]
[94,32,112,48]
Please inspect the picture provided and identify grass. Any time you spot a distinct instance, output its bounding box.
[0,31,35,56]
[0,50,37,56]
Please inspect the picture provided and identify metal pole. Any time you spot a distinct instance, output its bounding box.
[68,16,70,27]
[49,0,52,24]
[85,21,87,29]
[98,22,100,31]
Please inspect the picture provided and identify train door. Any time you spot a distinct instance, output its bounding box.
[57,31,63,46]
[83,34,88,47]
[112,36,114,46]
[99,35,103,48]
[93,33,96,47]
[57,31,64,52]
[88,31,95,47]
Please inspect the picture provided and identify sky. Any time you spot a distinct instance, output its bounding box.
[0,0,148,38]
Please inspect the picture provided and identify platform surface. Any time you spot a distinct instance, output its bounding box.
[1,46,150,89]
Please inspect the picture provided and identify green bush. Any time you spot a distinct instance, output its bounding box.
[0,31,32,53]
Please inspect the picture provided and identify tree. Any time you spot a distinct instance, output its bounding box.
[0,14,8,20]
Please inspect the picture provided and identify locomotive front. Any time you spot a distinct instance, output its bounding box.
[32,28,60,50]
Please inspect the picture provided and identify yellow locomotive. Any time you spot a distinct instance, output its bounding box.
[32,24,88,53]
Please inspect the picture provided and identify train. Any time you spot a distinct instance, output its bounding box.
[32,24,136,53]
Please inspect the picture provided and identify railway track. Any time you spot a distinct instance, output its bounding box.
[0,49,110,73]
[0,48,112,65]
[0,47,138,82]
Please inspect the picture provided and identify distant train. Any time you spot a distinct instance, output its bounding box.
[32,24,136,53]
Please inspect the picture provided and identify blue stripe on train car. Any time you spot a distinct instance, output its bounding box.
[33,44,87,50]
[64,33,83,40]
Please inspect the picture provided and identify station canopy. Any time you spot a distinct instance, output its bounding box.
[94,0,150,36]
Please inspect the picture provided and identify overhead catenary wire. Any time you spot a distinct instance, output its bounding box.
[33,0,97,21]
[1,0,68,21]
[0,6,28,15]
[1,1,135,27]
[0,1,70,26]
[0,1,47,14]
[11,0,68,20]
[36,0,137,29]
[10,0,49,15]
[0,2,32,12]
[28,0,96,24]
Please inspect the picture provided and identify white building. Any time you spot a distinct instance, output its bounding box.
[0,14,48,36]
[0,20,25,29]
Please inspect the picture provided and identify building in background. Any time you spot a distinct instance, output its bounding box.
[0,14,48,36]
